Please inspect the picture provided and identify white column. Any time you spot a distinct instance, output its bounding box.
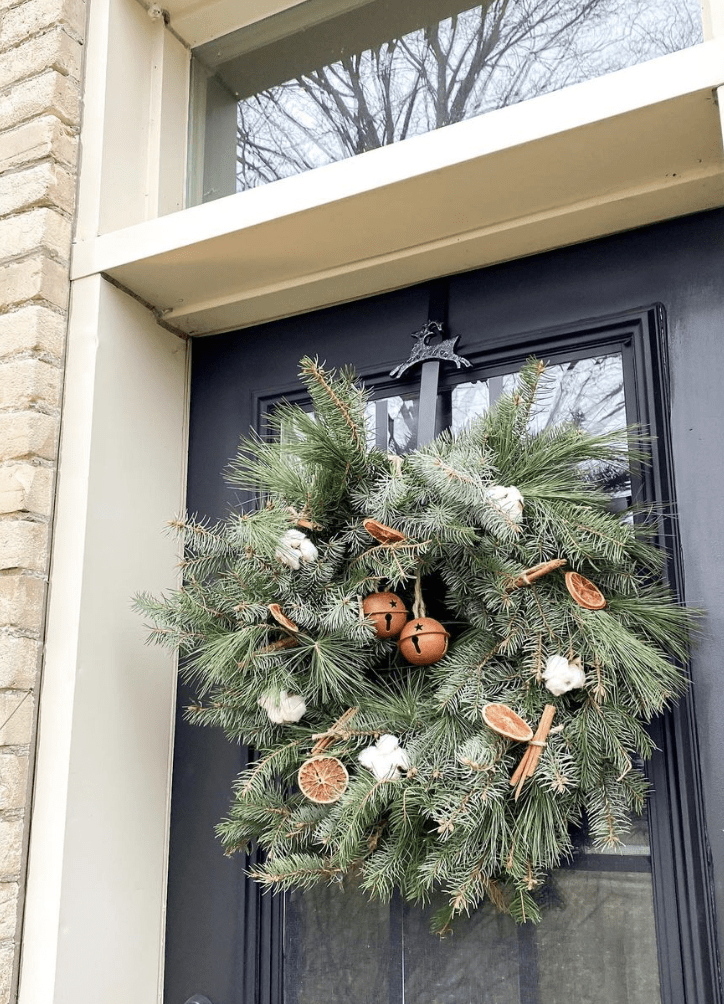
[19,276,189,1004]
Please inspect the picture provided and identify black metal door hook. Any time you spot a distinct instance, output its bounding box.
[389,278,471,447]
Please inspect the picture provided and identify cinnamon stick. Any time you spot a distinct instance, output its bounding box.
[505,558,566,592]
[311,707,358,755]
[511,704,556,800]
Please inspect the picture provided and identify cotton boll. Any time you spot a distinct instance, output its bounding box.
[544,654,569,677]
[543,654,586,696]
[485,485,524,520]
[297,537,319,562]
[359,734,409,781]
[275,529,318,568]
[258,690,307,723]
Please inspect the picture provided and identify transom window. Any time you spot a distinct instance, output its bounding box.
[188,0,702,204]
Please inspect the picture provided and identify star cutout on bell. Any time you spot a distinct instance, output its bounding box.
[415,622,424,631]
[389,599,398,607]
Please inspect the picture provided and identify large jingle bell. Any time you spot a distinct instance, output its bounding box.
[362,591,408,639]
[398,617,450,665]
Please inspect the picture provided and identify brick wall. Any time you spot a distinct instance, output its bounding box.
[0,0,84,998]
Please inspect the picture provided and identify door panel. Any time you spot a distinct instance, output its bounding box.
[168,227,719,1004]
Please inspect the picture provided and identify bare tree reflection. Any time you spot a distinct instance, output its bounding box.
[236,0,701,189]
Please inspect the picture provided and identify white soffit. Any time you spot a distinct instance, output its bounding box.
[71,40,724,335]
[165,0,332,48]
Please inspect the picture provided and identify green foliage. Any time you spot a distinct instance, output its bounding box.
[135,357,697,933]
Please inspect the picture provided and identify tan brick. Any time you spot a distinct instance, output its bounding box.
[0,69,79,131]
[0,471,23,514]
[0,883,18,941]
[0,521,48,573]
[0,305,65,358]
[0,162,74,217]
[0,938,14,1001]
[0,114,77,173]
[0,357,61,410]
[0,464,53,515]
[0,573,44,630]
[0,817,23,876]
[0,25,81,92]
[0,254,69,311]
[0,207,71,263]
[0,0,85,48]
[0,753,28,810]
[0,411,57,460]
[0,636,38,689]
[0,690,33,747]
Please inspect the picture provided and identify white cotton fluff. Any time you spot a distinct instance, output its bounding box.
[358,734,410,781]
[258,690,307,724]
[485,485,524,520]
[275,529,319,569]
[542,654,586,696]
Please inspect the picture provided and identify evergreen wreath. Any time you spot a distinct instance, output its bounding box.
[136,357,695,932]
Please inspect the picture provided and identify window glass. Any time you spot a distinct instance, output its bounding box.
[190,0,702,202]
[365,393,420,454]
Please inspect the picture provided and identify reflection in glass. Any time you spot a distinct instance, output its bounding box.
[451,354,626,437]
[528,355,626,435]
[365,394,420,454]
[192,0,701,200]
[449,354,629,502]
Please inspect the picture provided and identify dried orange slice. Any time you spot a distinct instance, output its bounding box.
[268,603,299,632]
[363,519,406,544]
[482,704,534,742]
[298,755,349,803]
[565,571,607,610]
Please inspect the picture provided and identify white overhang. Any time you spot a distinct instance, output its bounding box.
[70,38,724,335]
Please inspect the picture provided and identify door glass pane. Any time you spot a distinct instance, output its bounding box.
[365,393,420,454]
[450,353,631,504]
[285,884,392,1003]
[403,899,522,1003]
[401,827,660,1004]
[190,0,702,202]
[451,353,626,436]
[535,869,661,1004]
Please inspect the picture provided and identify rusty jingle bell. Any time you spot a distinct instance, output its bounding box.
[362,591,408,639]
[398,617,450,665]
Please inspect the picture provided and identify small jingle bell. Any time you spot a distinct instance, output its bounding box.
[398,617,450,665]
[362,591,408,639]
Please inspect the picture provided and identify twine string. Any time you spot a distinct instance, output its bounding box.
[412,565,426,620]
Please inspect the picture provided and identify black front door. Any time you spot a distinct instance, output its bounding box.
[165,218,719,1004]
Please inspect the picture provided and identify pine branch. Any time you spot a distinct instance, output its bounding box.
[300,356,366,452]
